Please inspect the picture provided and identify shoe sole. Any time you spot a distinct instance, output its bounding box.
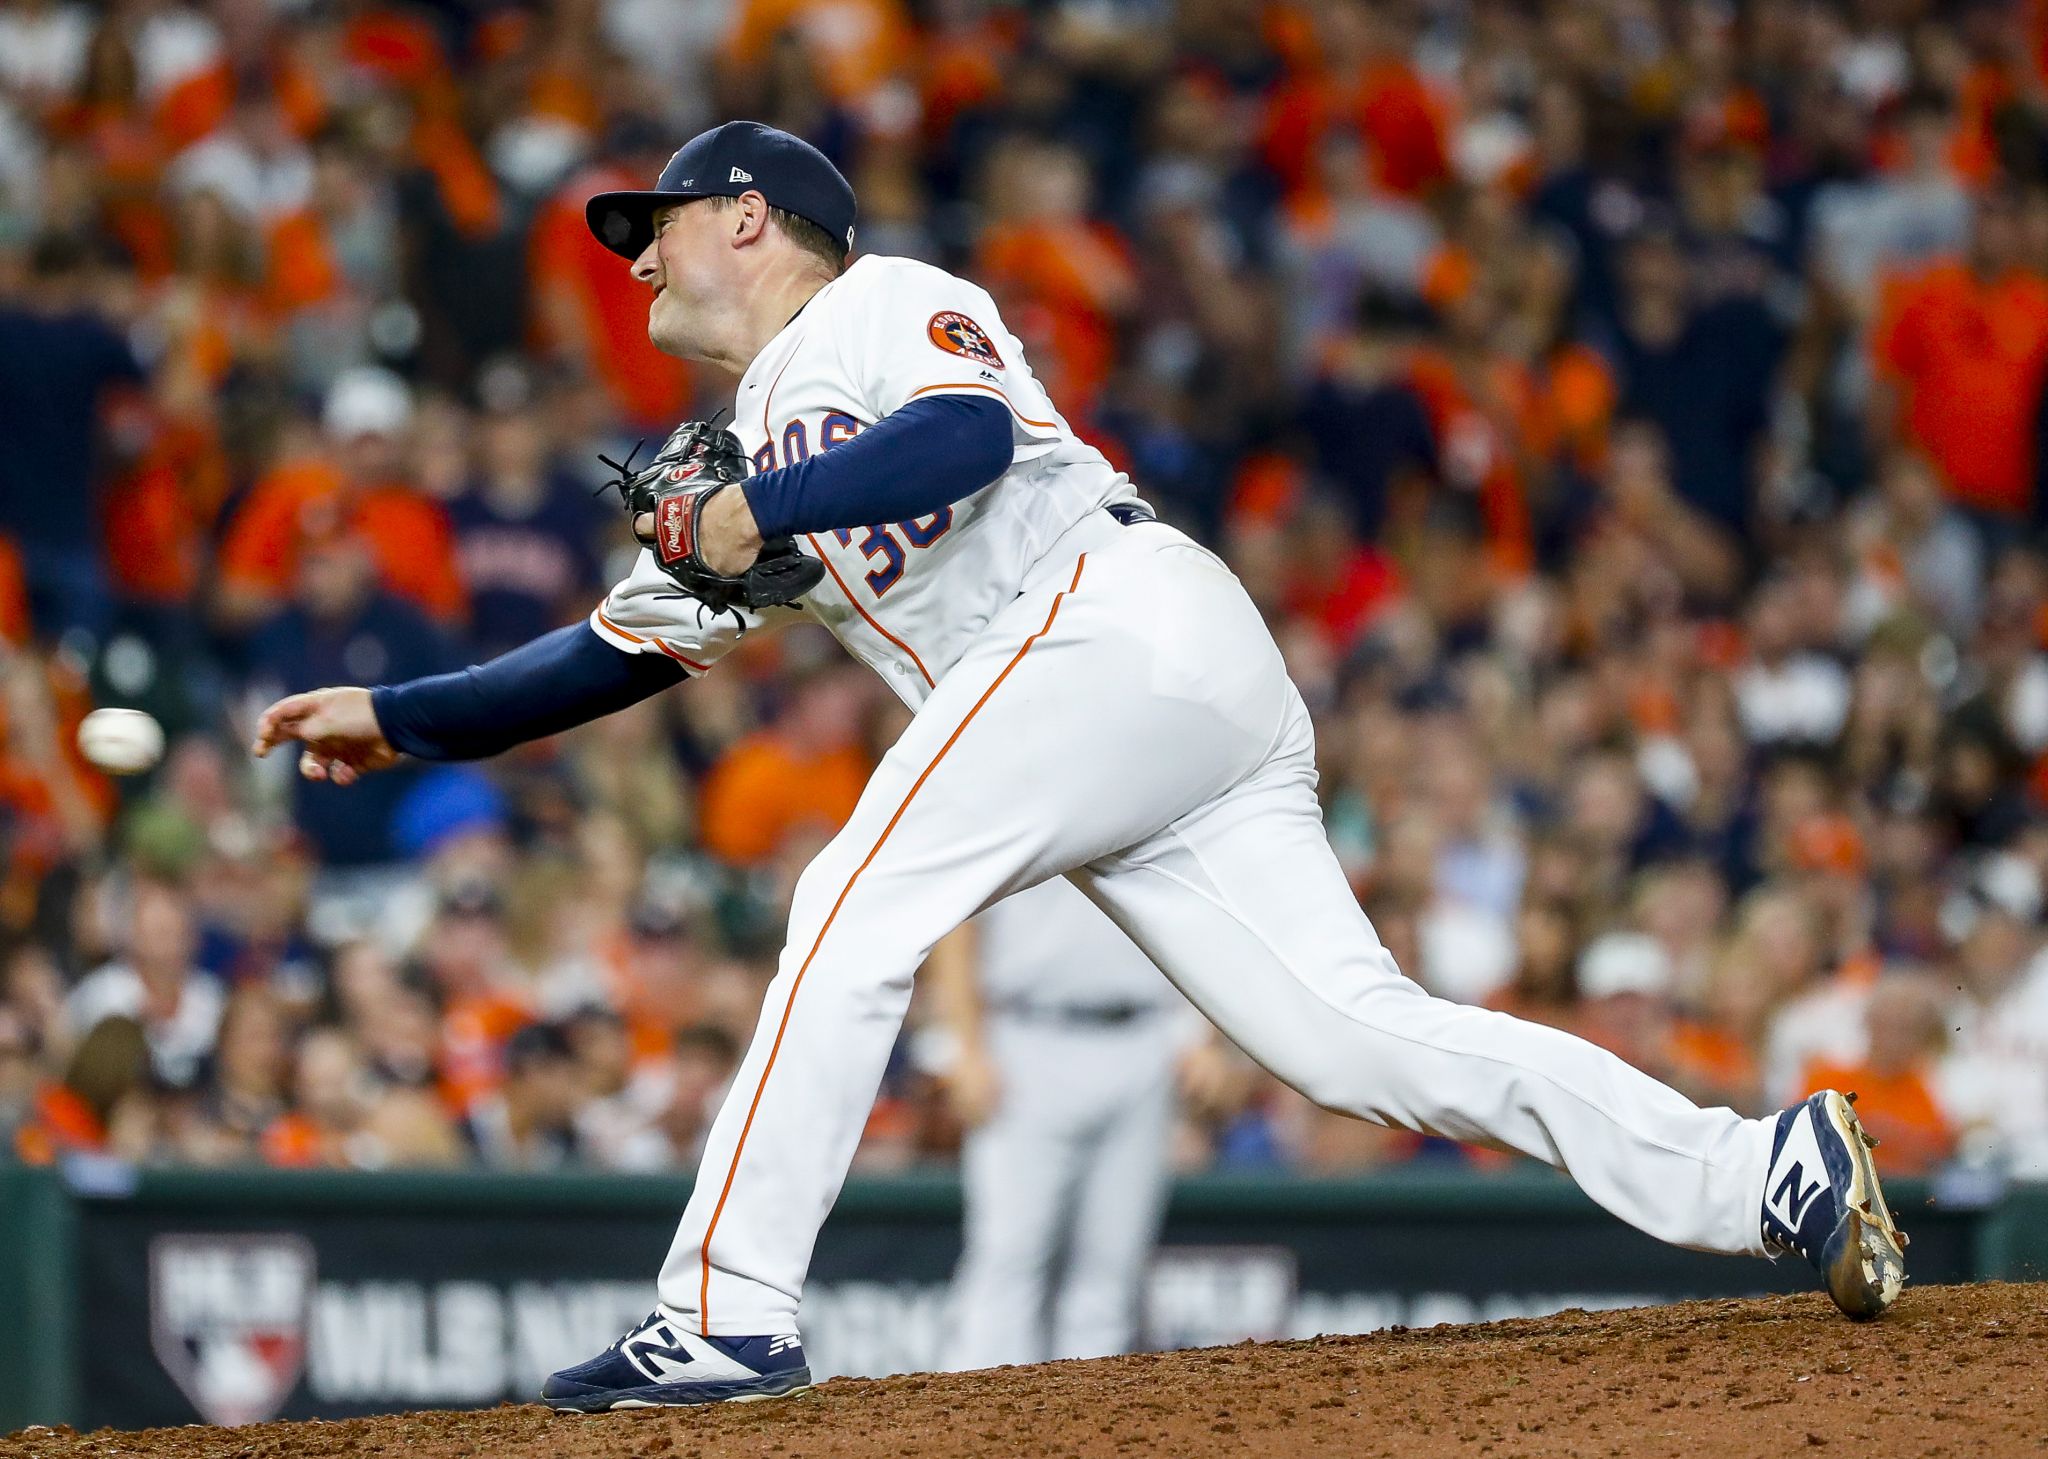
[607,1385,814,1411]
[1819,1090,1909,1319]
[546,1372,815,1414]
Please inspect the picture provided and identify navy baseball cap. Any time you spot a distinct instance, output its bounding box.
[585,120,857,262]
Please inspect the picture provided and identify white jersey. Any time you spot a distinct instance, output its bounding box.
[591,254,1138,705]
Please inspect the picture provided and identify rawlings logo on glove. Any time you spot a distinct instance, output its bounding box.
[600,418,824,613]
[657,494,692,561]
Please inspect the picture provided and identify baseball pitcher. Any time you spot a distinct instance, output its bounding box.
[253,122,1907,1411]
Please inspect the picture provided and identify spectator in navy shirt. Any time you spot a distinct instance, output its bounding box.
[248,531,456,868]
[0,236,144,639]
[1608,222,1784,542]
[448,379,608,660]
[1297,290,1439,540]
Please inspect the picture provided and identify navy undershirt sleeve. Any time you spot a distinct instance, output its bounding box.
[742,393,1015,539]
[370,622,684,761]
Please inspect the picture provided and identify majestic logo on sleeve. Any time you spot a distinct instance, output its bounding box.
[928,312,1004,368]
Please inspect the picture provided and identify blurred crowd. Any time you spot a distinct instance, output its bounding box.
[5,0,2048,1181]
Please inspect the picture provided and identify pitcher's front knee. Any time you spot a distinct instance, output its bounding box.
[1287,1056,1375,1116]
[1285,1033,1452,1126]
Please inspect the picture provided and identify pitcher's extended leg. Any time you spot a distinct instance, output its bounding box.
[1075,694,1776,1257]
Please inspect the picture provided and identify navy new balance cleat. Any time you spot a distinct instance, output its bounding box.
[1761,1090,1909,1319]
[542,1310,812,1411]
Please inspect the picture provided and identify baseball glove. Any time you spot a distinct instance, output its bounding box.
[600,419,824,612]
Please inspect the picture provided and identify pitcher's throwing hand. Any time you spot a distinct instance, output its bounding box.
[250,687,398,786]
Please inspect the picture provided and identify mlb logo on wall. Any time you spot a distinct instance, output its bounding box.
[150,1234,317,1425]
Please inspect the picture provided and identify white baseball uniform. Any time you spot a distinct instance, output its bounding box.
[947,878,1186,1369]
[592,253,1778,1337]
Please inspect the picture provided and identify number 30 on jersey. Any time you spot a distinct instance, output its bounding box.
[755,410,955,598]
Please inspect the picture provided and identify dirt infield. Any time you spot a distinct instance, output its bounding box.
[7,1282,2044,1459]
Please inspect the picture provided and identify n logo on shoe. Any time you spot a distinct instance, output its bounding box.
[622,1320,697,1383]
[1765,1107,1831,1244]
[620,1319,762,1385]
[1771,1162,1824,1228]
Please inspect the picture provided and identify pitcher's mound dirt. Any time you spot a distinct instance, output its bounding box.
[8,1282,2045,1459]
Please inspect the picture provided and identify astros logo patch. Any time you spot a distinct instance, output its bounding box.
[928,312,1003,368]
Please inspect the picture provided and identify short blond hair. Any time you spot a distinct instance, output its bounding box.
[706,195,846,275]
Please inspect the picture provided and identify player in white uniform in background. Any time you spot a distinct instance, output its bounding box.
[930,879,1197,1368]
[253,121,1906,1412]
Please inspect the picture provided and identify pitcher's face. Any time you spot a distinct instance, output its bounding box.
[633,201,729,360]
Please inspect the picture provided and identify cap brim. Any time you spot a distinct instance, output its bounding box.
[584,189,701,260]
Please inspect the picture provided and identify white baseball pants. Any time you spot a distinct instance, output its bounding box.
[656,513,1776,1335]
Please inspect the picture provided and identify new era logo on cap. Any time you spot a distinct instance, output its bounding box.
[730,166,754,184]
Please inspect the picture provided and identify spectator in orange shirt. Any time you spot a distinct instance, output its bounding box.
[1676,943,1778,1116]
[611,895,717,1065]
[698,663,876,867]
[262,1023,462,1168]
[215,366,466,631]
[1277,494,1405,650]
[48,25,174,278]
[10,1014,152,1166]
[1872,188,2048,528]
[265,130,405,394]
[409,878,536,1117]
[0,643,114,880]
[722,0,912,110]
[973,137,1139,418]
[1801,971,1957,1176]
[1258,0,1449,202]
[1403,280,1540,576]
[261,1026,360,1167]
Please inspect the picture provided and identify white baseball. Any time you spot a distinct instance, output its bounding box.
[76,707,165,775]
